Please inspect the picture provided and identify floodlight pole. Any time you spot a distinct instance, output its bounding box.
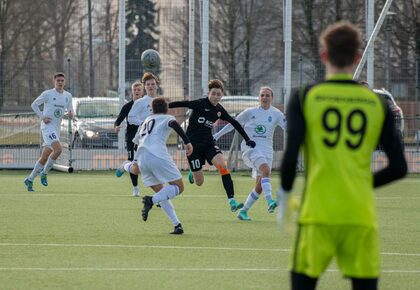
[117,0,126,150]
[201,0,209,96]
[189,0,195,99]
[88,0,95,97]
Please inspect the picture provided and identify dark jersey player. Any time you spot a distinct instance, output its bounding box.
[169,79,256,212]
[114,81,144,196]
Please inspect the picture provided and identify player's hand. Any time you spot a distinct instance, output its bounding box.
[115,126,121,133]
[276,187,299,234]
[67,111,74,120]
[246,140,256,148]
[185,143,193,156]
[42,116,52,124]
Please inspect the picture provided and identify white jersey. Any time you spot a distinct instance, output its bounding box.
[127,95,153,126]
[137,114,176,160]
[31,88,73,131]
[214,105,286,154]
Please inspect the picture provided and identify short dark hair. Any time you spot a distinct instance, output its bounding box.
[152,97,168,114]
[54,72,65,79]
[208,79,224,93]
[141,72,159,86]
[320,21,362,68]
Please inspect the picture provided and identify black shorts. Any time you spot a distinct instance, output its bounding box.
[187,142,222,171]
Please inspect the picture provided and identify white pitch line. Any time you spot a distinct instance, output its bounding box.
[0,267,418,274]
[0,243,419,257]
[1,194,419,200]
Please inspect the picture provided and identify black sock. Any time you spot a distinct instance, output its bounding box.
[351,278,378,290]
[291,271,317,290]
[221,174,234,199]
[130,173,138,187]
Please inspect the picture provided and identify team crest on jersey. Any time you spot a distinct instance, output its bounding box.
[217,112,221,117]
[268,116,272,122]
[255,125,266,134]
[54,109,62,118]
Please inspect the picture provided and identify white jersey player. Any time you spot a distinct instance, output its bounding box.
[116,97,193,235]
[213,87,286,221]
[24,72,74,191]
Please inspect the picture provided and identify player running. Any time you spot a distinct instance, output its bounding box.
[169,79,256,212]
[213,86,286,221]
[24,72,73,191]
[116,97,193,235]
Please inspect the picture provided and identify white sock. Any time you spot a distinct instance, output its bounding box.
[42,156,56,175]
[159,200,180,226]
[28,161,44,181]
[243,190,259,211]
[261,177,273,202]
[124,162,132,173]
[152,185,180,204]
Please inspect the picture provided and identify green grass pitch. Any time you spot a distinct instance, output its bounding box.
[0,170,419,290]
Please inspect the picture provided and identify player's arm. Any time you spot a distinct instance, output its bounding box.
[276,111,287,130]
[221,109,255,147]
[31,92,49,123]
[66,95,74,119]
[213,110,247,141]
[114,102,133,132]
[280,89,305,191]
[168,100,195,109]
[373,105,407,187]
[168,120,193,156]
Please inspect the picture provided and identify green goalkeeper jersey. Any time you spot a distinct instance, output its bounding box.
[299,74,386,228]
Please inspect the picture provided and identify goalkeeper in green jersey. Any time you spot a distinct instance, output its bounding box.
[278,21,407,290]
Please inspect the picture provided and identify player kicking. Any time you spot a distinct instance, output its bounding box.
[24,72,73,191]
[116,97,193,235]
[169,79,256,212]
[213,86,286,221]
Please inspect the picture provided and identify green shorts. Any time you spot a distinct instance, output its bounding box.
[290,224,380,278]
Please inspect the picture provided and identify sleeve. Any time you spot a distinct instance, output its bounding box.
[66,94,74,113]
[373,105,407,187]
[169,100,194,109]
[280,89,306,191]
[213,110,247,141]
[276,110,287,130]
[115,102,132,127]
[168,119,190,144]
[220,107,251,141]
[31,91,47,119]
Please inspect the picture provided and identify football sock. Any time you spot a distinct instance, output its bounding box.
[42,156,55,175]
[28,161,44,181]
[159,200,180,226]
[129,173,138,186]
[261,177,273,202]
[351,278,378,290]
[152,185,180,204]
[221,173,235,199]
[123,161,132,173]
[243,190,259,211]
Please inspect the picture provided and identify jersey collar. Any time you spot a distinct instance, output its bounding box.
[326,73,353,81]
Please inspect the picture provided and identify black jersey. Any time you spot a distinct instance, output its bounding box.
[169,97,251,145]
[114,100,139,143]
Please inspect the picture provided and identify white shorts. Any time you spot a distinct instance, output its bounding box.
[242,148,272,178]
[41,126,60,147]
[138,148,182,187]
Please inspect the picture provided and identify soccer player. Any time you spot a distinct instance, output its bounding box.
[114,81,145,197]
[24,72,74,191]
[213,86,286,221]
[169,79,256,212]
[118,72,159,179]
[116,97,193,235]
[277,21,407,290]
